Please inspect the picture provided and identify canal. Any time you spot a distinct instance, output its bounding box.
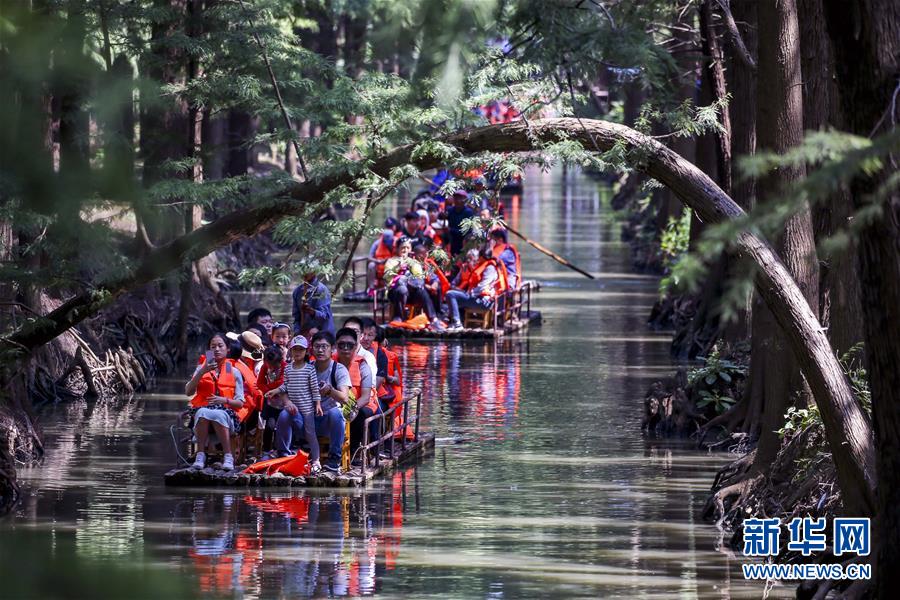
[4,168,784,598]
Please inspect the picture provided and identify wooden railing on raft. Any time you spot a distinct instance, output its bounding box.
[346,256,387,305]
[360,390,422,477]
[376,280,536,331]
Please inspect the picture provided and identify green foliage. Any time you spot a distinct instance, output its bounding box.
[778,406,822,439]
[696,389,735,414]
[777,343,872,439]
[687,345,747,387]
[657,207,692,294]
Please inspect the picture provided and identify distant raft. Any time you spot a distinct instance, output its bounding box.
[381,280,541,340]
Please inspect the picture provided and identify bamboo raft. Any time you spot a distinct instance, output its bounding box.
[381,280,541,340]
[166,391,434,488]
[164,432,435,488]
[382,309,542,340]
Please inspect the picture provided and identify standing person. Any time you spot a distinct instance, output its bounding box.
[334,328,381,466]
[292,270,335,337]
[446,190,475,256]
[445,247,504,330]
[311,331,350,473]
[265,336,323,474]
[185,333,246,471]
[247,308,274,339]
[489,228,520,289]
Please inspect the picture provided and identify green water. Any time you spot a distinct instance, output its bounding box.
[3,168,788,598]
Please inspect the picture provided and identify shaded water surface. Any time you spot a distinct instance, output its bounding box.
[5,168,786,598]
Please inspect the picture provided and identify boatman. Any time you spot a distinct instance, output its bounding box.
[292,268,336,337]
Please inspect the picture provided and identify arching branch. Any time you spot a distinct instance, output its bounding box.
[4,118,874,515]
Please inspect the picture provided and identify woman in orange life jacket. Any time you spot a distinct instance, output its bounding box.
[185,333,246,471]
[334,326,382,465]
[366,219,398,293]
[413,241,450,316]
[445,246,502,330]
[488,228,520,289]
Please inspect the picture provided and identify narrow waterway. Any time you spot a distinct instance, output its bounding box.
[5,168,785,598]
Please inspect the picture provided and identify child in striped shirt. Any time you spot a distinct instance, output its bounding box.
[264,336,322,473]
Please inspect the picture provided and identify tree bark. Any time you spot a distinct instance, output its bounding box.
[1,117,876,517]
[822,0,900,592]
[798,0,864,358]
[749,0,820,473]
[140,0,189,244]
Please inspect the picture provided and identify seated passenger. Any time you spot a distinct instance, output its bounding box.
[311,331,349,473]
[334,327,381,466]
[270,322,291,358]
[416,209,435,241]
[342,316,378,383]
[400,211,428,247]
[489,228,520,289]
[247,307,274,341]
[414,242,449,315]
[366,220,396,292]
[385,238,444,331]
[264,336,322,474]
[446,247,505,330]
[185,333,246,471]
[257,345,286,453]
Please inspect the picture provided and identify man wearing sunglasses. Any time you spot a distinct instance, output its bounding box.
[334,327,382,466]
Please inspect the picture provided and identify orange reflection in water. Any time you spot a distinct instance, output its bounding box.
[182,467,418,598]
[396,342,521,440]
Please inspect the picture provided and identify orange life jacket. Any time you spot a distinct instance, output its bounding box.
[491,242,521,288]
[337,353,378,411]
[231,359,262,422]
[467,258,508,297]
[190,358,237,409]
[373,237,393,280]
[373,342,403,404]
[457,263,474,290]
[425,257,450,295]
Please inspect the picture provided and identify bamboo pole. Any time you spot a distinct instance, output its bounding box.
[503,222,596,280]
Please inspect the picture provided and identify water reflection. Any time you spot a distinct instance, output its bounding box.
[396,341,523,442]
[173,467,419,598]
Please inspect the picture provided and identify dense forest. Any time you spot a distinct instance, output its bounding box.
[1,0,898,595]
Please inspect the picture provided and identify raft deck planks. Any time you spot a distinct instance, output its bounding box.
[381,310,542,340]
[164,432,435,488]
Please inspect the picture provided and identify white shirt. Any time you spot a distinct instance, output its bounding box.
[356,346,377,383]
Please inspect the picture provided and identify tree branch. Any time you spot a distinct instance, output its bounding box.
[714,0,757,72]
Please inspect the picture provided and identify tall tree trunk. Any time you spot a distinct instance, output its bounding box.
[724,0,758,422]
[175,0,204,360]
[749,0,820,472]
[140,0,189,243]
[798,0,864,358]
[822,0,900,592]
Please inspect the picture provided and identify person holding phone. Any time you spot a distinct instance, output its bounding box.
[185,333,246,471]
